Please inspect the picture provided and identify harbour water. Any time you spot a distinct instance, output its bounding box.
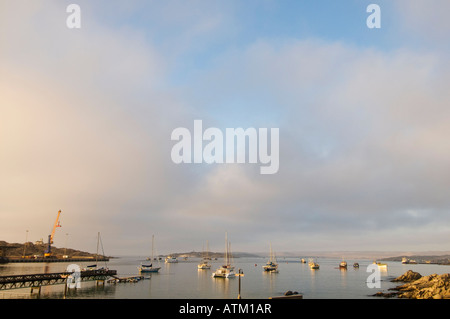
[1,256,450,299]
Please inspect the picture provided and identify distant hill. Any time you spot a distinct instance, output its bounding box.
[167,251,260,258]
[381,255,450,265]
[0,240,105,258]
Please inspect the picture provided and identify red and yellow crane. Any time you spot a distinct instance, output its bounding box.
[44,210,62,258]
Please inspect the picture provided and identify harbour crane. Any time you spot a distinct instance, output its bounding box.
[44,210,62,258]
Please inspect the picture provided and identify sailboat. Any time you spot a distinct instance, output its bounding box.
[83,232,108,271]
[262,243,278,273]
[139,235,161,273]
[212,233,235,278]
[198,240,211,270]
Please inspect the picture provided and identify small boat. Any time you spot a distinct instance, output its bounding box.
[310,263,319,270]
[139,235,161,273]
[262,243,278,273]
[301,258,306,263]
[339,260,347,269]
[308,258,319,270]
[353,262,359,268]
[212,264,236,278]
[263,261,278,272]
[198,240,211,270]
[165,256,178,263]
[212,233,235,278]
[198,260,211,270]
[139,263,161,273]
[82,264,97,271]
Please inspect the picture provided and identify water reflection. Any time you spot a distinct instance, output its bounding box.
[3,257,449,299]
[339,267,348,289]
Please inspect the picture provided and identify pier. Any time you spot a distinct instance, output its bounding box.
[0,269,117,296]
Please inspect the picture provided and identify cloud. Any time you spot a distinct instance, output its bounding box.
[0,1,178,251]
[176,36,450,251]
[1,1,450,255]
[395,0,450,46]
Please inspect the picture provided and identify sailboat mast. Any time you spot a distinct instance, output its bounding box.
[152,234,154,260]
[225,232,228,265]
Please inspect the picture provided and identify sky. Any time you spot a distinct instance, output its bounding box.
[1,0,450,256]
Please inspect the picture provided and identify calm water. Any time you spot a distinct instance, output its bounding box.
[1,256,450,299]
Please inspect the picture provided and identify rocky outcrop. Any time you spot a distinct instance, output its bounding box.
[375,271,450,299]
[392,270,422,282]
[395,273,450,299]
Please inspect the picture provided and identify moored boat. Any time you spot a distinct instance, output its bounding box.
[262,243,278,273]
[198,240,211,270]
[165,256,178,263]
[310,262,319,269]
[212,232,235,278]
[308,258,319,270]
[139,263,161,273]
[139,235,161,273]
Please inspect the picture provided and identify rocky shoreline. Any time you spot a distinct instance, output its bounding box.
[374,270,450,299]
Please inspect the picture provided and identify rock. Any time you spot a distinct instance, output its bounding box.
[393,272,450,299]
[374,271,450,299]
[392,270,422,282]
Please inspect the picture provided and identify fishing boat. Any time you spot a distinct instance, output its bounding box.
[139,235,161,273]
[262,243,278,272]
[339,259,347,269]
[198,240,211,270]
[353,262,359,268]
[308,258,319,270]
[212,232,235,278]
[310,262,320,270]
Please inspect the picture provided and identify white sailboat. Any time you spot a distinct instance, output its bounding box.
[139,235,161,273]
[262,243,278,273]
[212,233,235,278]
[198,240,211,270]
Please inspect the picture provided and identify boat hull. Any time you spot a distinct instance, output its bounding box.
[212,272,235,278]
[139,267,161,273]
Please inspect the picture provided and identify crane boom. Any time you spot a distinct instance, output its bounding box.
[44,210,62,257]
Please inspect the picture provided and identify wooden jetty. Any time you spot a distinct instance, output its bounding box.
[0,269,117,296]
